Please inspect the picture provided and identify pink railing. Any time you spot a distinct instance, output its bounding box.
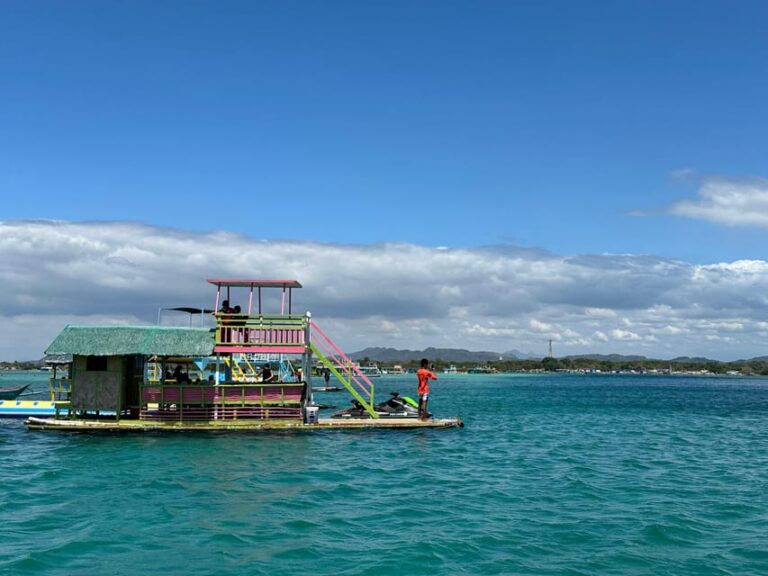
[140,383,304,421]
[310,321,374,401]
[215,314,307,350]
[140,405,302,422]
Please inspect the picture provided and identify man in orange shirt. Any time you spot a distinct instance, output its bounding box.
[416,358,437,421]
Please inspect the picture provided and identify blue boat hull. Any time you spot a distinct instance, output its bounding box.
[0,400,58,419]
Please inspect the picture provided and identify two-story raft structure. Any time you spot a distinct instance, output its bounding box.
[26,279,463,432]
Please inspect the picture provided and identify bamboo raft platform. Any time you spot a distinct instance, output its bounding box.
[25,416,464,432]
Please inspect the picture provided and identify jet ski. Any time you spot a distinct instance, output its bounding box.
[331,391,429,419]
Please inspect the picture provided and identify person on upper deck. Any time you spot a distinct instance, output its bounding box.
[230,305,248,342]
[218,300,234,342]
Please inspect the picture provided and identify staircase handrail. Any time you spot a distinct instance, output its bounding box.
[309,321,375,398]
[309,343,378,419]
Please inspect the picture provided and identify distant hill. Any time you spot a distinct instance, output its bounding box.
[668,356,714,364]
[504,349,540,360]
[565,354,649,362]
[348,347,506,363]
[341,348,768,365]
[565,354,730,363]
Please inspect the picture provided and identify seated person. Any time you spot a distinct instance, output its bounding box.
[261,364,278,383]
[172,365,190,384]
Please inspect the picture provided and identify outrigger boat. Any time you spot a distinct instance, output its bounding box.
[0,355,71,418]
[0,384,30,400]
[26,279,463,432]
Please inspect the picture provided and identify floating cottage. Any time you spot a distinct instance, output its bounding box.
[26,279,462,432]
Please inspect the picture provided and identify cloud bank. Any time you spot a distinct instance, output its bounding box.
[669,176,768,227]
[2,220,768,361]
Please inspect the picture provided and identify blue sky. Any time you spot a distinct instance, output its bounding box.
[3,1,767,259]
[2,1,768,360]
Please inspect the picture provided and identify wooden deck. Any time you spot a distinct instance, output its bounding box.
[25,416,464,432]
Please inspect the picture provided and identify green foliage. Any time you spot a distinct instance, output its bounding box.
[541,357,562,371]
[0,360,43,371]
[362,355,768,375]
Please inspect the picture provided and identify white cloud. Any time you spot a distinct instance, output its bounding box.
[611,329,642,341]
[585,308,617,319]
[529,319,554,333]
[659,325,684,335]
[668,176,768,227]
[3,220,768,361]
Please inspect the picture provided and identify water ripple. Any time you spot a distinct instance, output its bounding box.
[3,373,768,575]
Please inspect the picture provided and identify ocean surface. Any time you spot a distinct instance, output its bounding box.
[2,370,768,575]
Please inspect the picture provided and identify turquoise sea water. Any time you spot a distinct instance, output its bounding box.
[2,371,768,575]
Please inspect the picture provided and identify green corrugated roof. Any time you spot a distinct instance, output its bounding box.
[45,325,215,357]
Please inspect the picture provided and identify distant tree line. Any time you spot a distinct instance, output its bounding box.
[0,360,43,370]
[370,356,768,376]
[7,355,768,376]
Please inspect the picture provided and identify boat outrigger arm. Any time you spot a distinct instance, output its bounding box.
[310,342,379,419]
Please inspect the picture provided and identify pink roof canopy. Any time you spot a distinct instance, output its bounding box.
[207,279,302,315]
[207,279,302,288]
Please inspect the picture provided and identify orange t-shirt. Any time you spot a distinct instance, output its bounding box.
[417,368,437,395]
